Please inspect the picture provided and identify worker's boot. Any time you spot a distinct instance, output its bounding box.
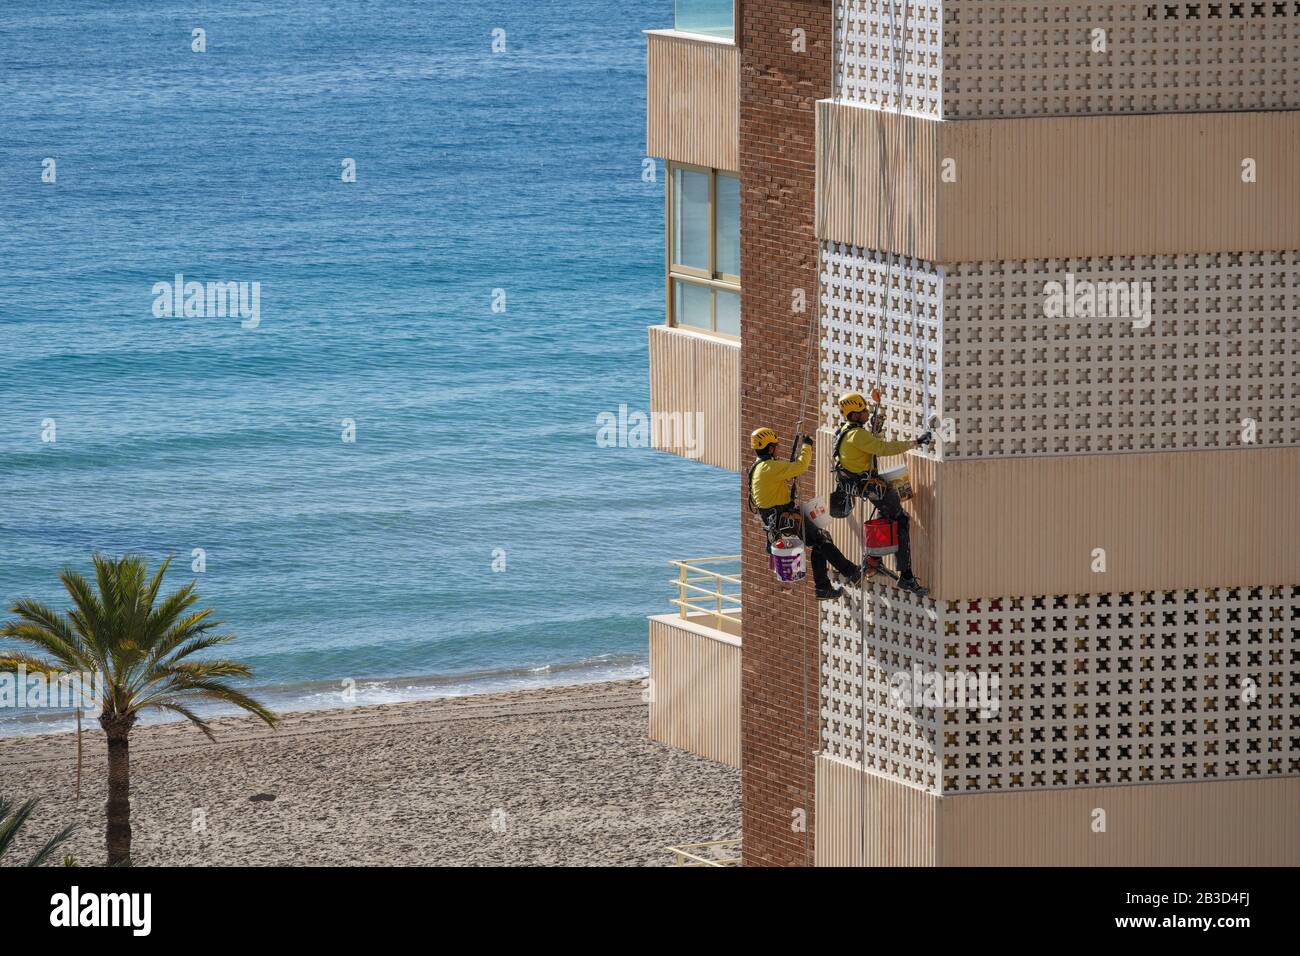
[896,574,929,597]
[815,584,843,601]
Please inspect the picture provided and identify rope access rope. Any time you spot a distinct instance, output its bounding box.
[858,0,915,869]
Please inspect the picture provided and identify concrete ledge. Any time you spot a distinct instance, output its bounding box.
[817,102,1300,261]
[817,756,1300,866]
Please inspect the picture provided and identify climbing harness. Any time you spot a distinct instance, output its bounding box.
[829,386,908,518]
[748,438,811,586]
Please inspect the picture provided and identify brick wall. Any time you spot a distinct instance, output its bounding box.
[738,0,833,867]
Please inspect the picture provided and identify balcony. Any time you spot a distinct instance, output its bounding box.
[647,556,741,768]
[645,28,738,171]
[647,323,740,472]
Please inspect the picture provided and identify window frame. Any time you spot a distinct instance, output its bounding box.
[665,161,741,340]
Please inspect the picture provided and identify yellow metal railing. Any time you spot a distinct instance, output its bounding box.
[667,838,743,867]
[668,555,741,632]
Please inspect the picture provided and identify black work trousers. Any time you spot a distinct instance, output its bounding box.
[868,484,914,578]
[761,507,857,590]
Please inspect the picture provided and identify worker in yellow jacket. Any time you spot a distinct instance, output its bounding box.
[833,392,931,596]
[749,427,860,600]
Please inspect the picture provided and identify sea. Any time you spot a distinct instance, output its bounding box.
[0,0,739,735]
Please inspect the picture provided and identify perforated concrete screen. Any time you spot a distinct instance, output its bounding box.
[835,0,1300,119]
[821,242,1300,460]
[822,585,942,789]
[821,582,1300,795]
[821,242,942,446]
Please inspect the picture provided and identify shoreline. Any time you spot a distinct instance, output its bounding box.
[0,656,653,738]
[0,679,740,867]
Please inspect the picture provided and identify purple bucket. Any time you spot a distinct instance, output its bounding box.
[769,535,806,583]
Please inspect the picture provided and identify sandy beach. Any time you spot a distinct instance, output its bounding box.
[0,680,740,867]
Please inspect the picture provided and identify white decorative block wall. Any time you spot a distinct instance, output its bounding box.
[821,243,1300,460]
[821,582,941,789]
[835,0,945,117]
[835,0,1300,118]
[944,586,1300,793]
[821,242,942,444]
[821,582,1300,795]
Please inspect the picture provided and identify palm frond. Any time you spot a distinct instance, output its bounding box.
[0,797,76,866]
[141,584,202,646]
[151,679,277,729]
[137,607,216,670]
[0,653,68,677]
[59,568,105,655]
[25,821,77,868]
[148,700,217,741]
[0,796,32,859]
[142,555,173,621]
[150,633,236,672]
[0,615,91,673]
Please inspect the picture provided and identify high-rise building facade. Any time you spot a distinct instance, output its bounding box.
[645,0,1299,866]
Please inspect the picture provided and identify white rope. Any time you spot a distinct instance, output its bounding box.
[857,0,914,869]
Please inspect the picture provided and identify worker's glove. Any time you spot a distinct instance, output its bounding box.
[801,434,815,449]
[915,431,933,447]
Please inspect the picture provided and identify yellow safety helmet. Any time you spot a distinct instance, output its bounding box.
[838,392,869,416]
[750,427,779,452]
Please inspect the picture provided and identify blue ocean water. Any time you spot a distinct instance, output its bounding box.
[0,0,738,733]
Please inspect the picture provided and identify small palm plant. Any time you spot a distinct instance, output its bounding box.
[0,554,276,865]
[0,797,76,867]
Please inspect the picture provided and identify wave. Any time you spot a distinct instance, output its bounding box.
[0,654,649,738]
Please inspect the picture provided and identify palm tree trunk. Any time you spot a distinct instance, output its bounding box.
[101,714,135,866]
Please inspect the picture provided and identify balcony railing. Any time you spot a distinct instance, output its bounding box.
[648,555,741,766]
[674,0,735,41]
[666,838,743,866]
[669,555,741,635]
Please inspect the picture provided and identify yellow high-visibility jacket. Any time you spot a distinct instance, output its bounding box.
[835,423,912,476]
[750,443,812,510]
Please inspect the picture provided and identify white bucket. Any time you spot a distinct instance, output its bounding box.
[799,497,831,531]
[878,462,913,502]
[769,535,806,583]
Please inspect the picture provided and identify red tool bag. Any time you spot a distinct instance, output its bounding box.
[862,517,899,556]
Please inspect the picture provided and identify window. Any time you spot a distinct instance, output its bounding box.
[674,0,735,41]
[667,163,740,338]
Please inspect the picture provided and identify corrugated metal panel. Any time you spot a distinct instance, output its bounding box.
[817,102,1300,261]
[648,614,741,768]
[818,436,1300,598]
[814,755,939,866]
[818,758,1299,865]
[816,101,940,261]
[648,323,740,473]
[941,778,1300,866]
[646,31,739,171]
[920,446,1300,599]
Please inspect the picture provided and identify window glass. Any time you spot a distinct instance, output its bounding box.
[672,167,711,271]
[674,0,734,40]
[715,173,740,278]
[674,280,713,331]
[715,289,740,337]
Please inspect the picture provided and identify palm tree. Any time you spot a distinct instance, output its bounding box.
[0,797,76,866]
[0,553,276,865]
